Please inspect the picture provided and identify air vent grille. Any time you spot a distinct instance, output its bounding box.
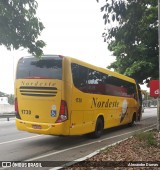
[19,86,57,97]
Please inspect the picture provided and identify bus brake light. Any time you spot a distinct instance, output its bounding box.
[55,100,68,123]
[15,98,18,112]
[15,98,21,119]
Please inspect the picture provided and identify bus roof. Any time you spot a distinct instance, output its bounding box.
[20,55,136,84]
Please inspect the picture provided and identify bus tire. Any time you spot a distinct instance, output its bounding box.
[91,117,104,138]
[128,113,136,127]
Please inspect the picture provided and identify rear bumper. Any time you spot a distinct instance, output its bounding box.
[16,118,69,135]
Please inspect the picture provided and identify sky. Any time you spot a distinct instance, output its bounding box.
[0,0,147,94]
[0,0,116,94]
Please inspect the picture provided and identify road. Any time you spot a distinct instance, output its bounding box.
[0,108,157,169]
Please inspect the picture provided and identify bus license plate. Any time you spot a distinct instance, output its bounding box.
[32,125,41,129]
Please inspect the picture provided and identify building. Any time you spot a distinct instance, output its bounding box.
[0,97,9,104]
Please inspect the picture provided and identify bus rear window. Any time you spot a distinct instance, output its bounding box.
[16,56,62,79]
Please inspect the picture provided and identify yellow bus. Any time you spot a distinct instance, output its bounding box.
[15,55,142,138]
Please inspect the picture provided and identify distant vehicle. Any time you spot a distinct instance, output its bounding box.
[15,55,142,138]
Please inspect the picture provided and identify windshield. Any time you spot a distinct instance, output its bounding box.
[16,55,62,80]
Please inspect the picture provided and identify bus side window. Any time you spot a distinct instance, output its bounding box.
[79,66,88,87]
[71,63,80,87]
[71,63,89,92]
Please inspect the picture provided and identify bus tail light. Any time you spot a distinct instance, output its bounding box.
[15,98,21,119]
[55,100,68,123]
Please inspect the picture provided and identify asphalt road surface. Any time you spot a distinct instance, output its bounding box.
[0,108,157,170]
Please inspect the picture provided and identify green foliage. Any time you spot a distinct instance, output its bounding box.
[99,0,158,83]
[134,131,157,147]
[0,0,45,57]
[0,91,14,104]
[8,94,14,104]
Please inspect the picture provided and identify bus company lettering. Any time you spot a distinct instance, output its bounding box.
[21,81,56,87]
[91,97,119,108]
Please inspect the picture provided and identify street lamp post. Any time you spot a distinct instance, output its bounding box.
[158,0,160,131]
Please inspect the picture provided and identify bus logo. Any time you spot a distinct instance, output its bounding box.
[2,162,11,168]
[120,100,128,123]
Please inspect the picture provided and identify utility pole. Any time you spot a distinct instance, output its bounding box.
[158,0,160,131]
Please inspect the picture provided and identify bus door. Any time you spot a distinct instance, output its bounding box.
[70,111,94,135]
[137,84,142,121]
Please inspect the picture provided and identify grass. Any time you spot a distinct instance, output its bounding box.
[134,130,157,147]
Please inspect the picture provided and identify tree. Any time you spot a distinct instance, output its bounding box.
[0,91,5,96]
[98,0,158,84]
[8,94,14,104]
[0,0,45,57]
[0,91,14,104]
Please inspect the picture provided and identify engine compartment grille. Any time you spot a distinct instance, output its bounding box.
[19,86,57,97]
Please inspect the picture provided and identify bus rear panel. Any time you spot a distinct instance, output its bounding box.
[15,55,69,135]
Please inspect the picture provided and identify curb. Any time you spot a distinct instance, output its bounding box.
[50,127,155,170]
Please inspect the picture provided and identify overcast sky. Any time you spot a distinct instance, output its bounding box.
[0,0,148,94]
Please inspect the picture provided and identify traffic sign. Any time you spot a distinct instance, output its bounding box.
[150,80,160,97]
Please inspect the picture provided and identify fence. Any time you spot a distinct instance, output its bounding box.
[143,99,157,108]
[0,113,15,121]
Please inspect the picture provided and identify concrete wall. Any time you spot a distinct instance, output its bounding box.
[0,104,14,113]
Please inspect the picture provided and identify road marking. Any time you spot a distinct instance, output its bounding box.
[26,123,156,161]
[0,135,41,145]
[50,137,134,170]
[52,126,158,170]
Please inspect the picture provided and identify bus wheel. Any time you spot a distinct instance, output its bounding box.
[92,117,104,138]
[128,113,136,127]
